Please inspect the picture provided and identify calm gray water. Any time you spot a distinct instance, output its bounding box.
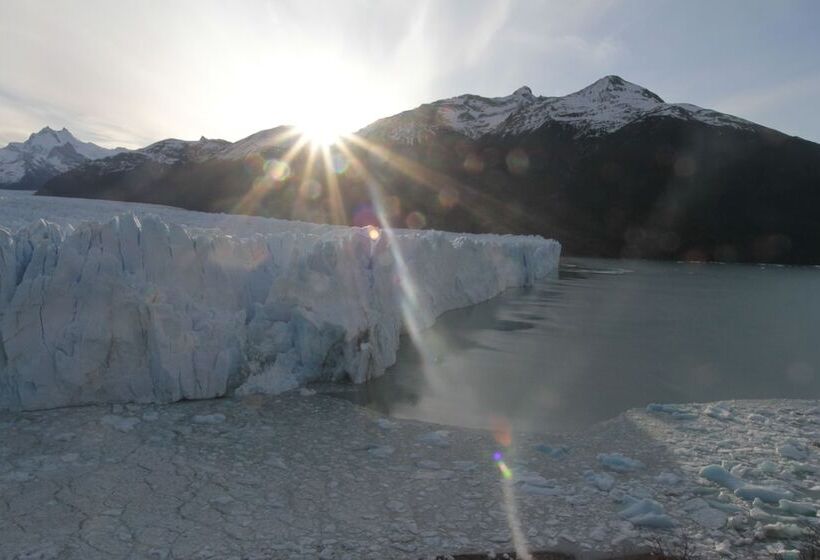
[331,257,820,433]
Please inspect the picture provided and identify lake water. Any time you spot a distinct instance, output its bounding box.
[331,257,820,434]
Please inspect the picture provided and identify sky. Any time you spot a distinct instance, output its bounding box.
[1,0,819,148]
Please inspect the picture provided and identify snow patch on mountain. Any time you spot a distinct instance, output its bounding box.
[63,127,299,177]
[0,191,560,410]
[358,86,538,145]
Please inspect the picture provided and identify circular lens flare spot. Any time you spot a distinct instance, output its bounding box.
[505,148,530,175]
[463,152,485,174]
[305,179,323,200]
[367,226,381,241]
[267,159,291,182]
[405,211,427,229]
[331,152,349,175]
[438,186,459,208]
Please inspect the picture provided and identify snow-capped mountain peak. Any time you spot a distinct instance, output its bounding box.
[27,126,76,148]
[0,127,127,189]
[360,75,756,143]
[570,75,664,105]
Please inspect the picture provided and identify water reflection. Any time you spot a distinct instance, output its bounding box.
[329,258,820,434]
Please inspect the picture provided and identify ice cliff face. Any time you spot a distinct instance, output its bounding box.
[0,211,559,410]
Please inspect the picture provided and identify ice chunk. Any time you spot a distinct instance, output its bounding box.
[100,415,140,432]
[598,452,644,472]
[734,484,793,504]
[699,465,743,491]
[619,498,676,528]
[192,413,226,424]
[584,470,615,491]
[790,462,818,475]
[375,418,398,430]
[515,471,562,496]
[682,498,728,529]
[777,499,818,516]
[703,404,733,420]
[778,441,809,461]
[655,472,681,486]
[367,445,395,458]
[417,430,450,447]
[759,522,806,539]
[757,460,780,474]
[534,443,569,459]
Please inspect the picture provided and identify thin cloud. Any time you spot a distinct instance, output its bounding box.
[715,75,820,117]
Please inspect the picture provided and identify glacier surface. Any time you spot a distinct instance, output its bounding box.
[0,192,560,410]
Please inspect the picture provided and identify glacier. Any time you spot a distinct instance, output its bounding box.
[0,194,560,410]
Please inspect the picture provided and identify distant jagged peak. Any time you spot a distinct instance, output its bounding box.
[512,85,534,98]
[27,126,79,147]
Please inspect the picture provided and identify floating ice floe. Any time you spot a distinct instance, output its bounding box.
[584,470,616,491]
[703,403,733,420]
[778,440,809,461]
[598,452,644,472]
[619,497,676,528]
[515,471,562,496]
[100,414,140,432]
[534,443,570,458]
[758,522,807,540]
[699,465,794,503]
[777,499,818,517]
[191,413,226,424]
[417,430,450,447]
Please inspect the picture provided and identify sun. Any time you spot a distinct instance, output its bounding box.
[296,119,345,147]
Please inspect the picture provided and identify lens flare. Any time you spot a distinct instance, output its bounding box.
[493,451,514,480]
[463,152,485,174]
[437,186,459,208]
[331,152,349,175]
[491,415,513,448]
[367,226,381,241]
[267,159,291,182]
[405,211,427,229]
[505,148,530,175]
[305,179,323,200]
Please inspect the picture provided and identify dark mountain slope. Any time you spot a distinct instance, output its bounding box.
[38,77,820,264]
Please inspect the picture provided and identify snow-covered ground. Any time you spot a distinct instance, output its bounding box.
[1,395,817,559]
[0,190,560,410]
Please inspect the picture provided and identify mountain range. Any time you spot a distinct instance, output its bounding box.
[6,76,820,263]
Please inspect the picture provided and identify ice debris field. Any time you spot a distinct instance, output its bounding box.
[2,394,818,559]
[0,190,559,410]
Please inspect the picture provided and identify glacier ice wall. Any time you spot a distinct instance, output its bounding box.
[0,214,560,410]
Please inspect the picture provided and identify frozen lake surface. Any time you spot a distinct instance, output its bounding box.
[337,258,820,433]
